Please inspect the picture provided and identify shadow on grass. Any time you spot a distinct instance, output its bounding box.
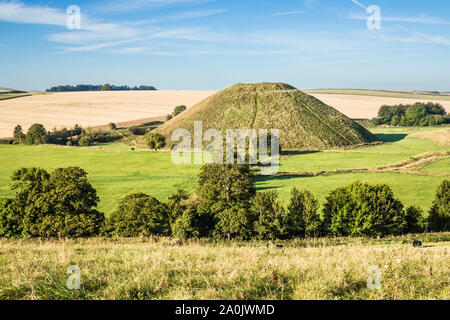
[375,133,408,143]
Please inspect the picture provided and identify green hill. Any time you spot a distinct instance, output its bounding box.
[156,82,379,150]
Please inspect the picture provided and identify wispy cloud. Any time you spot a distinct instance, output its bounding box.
[348,12,450,25]
[131,9,226,25]
[92,0,212,13]
[355,26,450,46]
[272,10,306,17]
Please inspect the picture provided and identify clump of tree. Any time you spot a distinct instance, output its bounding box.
[105,193,170,237]
[12,123,121,147]
[371,102,448,127]
[46,84,157,92]
[323,181,411,237]
[428,180,449,232]
[284,188,321,238]
[146,132,166,151]
[172,105,187,117]
[0,167,104,238]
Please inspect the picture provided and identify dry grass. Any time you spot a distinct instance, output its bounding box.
[0,235,448,300]
[0,90,214,138]
[409,129,450,147]
[308,94,450,119]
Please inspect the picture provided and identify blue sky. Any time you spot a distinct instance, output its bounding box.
[0,0,449,91]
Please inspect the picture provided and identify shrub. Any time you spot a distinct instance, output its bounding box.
[146,132,166,151]
[25,123,47,145]
[78,136,93,147]
[7,167,104,238]
[213,203,255,240]
[404,206,426,234]
[107,193,170,237]
[129,127,147,136]
[428,180,450,232]
[0,198,23,238]
[109,122,117,130]
[323,181,405,237]
[252,191,284,240]
[101,83,112,91]
[166,114,173,122]
[171,205,200,239]
[0,138,13,145]
[284,188,321,238]
[173,105,187,117]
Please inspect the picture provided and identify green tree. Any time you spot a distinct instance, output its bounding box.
[284,188,321,238]
[404,206,426,234]
[323,181,405,237]
[13,125,26,143]
[171,206,200,239]
[101,83,112,91]
[252,191,284,240]
[25,123,47,145]
[109,122,117,130]
[146,132,166,151]
[173,105,187,117]
[196,164,256,238]
[428,180,450,232]
[405,103,427,126]
[107,193,170,237]
[9,167,104,238]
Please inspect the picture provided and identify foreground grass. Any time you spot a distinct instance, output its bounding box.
[0,234,448,300]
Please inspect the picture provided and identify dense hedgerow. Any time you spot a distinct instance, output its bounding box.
[0,167,104,238]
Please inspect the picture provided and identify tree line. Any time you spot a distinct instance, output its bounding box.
[0,164,448,239]
[46,84,156,92]
[370,102,449,127]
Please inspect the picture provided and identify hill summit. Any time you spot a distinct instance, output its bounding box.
[155,82,379,150]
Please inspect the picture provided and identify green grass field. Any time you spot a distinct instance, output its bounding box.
[304,89,450,101]
[0,127,448,215]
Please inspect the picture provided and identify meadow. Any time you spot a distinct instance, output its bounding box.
[0,126,448,215]
[0,234,448,300]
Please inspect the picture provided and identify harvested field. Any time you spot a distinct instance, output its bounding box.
[409,129,450,146]
[0,90,214,137]
[308,93,450,119]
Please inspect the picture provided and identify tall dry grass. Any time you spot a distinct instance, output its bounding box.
[0,235,448,300]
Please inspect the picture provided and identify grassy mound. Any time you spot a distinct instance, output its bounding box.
[155,82,379,150]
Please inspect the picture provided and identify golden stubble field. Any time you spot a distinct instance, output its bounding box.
[309,93,450,119]
[0,90,214,137]
[1,91,450,138]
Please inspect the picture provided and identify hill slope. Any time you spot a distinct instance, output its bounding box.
[156,82,379,150]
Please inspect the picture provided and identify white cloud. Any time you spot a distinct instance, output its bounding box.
[348,12,450,25]
[0,1,67,26]
[272,11,306,16]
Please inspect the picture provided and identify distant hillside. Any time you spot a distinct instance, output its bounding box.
[304,89,450,101]
[46,84,157,92]
[155,82,379,150]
